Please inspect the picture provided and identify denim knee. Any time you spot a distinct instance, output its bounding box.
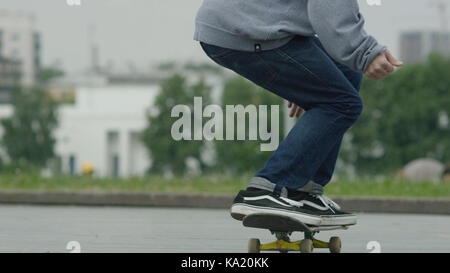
[347,96,363,122]
[333,95,363,124]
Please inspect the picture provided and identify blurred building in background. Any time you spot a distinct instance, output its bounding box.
[52,76,159,178]
[0,11,40,87]
[0,8,225,178]
[0,56,21,103]
[400,31,450,64]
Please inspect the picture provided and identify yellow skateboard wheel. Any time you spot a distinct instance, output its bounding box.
[300,239,313,253]
[248,238,261,253]
[329,237,341,253]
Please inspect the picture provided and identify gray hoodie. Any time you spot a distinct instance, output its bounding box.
[194,0,386,72]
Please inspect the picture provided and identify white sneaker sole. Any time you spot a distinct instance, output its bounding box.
[231,203,358,227]
[230,203,323,226]
[321,214,357,226]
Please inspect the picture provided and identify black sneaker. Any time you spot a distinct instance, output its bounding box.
[230,188,323,226]
[287,191,357,226]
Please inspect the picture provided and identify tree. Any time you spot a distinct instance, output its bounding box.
[37,67,65,84]
[216,76,284,174]
[341,54,450,175]
[1,87,59,168]
[183,61,224,75]
[141,74,212,176]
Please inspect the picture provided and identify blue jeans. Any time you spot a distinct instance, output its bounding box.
[200,36,363,193]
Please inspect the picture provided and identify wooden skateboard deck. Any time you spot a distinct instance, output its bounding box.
[243,213,350,232]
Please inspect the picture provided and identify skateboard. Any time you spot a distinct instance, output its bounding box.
[243,214,351,253]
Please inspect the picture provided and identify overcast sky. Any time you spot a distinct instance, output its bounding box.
[1,0,449,74]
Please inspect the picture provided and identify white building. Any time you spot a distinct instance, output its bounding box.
[0,11,40,86]
[53,83,159,177]
[400,31,450,64]
[0,64,227,178]
[0,82,157,177]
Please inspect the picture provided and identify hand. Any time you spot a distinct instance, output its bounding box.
[288,101,304,118]
[364,50,403,80]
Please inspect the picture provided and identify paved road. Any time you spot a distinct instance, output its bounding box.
[0,205,449,253]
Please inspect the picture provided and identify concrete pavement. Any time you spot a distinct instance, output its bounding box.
[0,205,449,253]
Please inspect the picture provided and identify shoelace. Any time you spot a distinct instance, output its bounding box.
[322,195,341,211]
[305,182,341,211]
[309,194,337,213]
[281,192,341,213]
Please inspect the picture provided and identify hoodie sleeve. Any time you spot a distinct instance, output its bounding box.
[307,0,387,72]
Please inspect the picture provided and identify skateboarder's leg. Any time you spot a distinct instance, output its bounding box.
[253,100,361,193]
[239,37,363,193]
[310,38,364,186]
[202,36,362,192]
[201,37,360,225]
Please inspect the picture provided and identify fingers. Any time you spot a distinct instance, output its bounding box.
[296,107,304,118]
[365,51,397,80]
[381,62,394,74]
[365,66,385,80]
[287,102,304,118]
[376,54,394,74]
[289,104,297,117]
[385,50,403,67]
